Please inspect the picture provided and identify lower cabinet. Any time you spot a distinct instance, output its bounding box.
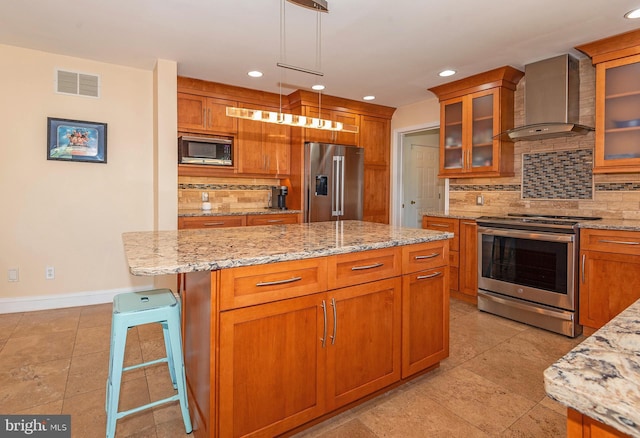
[579,229,640,329]
[567,408,630,438]
[218,277,402,437]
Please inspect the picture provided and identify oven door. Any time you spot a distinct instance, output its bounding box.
[477,226,575,311]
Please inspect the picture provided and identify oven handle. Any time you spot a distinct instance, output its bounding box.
[477,226,574,243]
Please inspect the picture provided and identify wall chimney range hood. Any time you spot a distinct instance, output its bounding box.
[503,54,594,141]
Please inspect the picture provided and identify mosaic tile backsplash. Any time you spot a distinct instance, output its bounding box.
[522,149,593,199]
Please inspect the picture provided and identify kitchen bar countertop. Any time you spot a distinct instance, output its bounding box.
[178,208,301,217]
[544,298,640,438]
[577,218,640,232]
[122,220,452,276]
[421,211,481,220]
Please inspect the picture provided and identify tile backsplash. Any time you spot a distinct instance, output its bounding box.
[521,149,593,199]
[178,176,281,211]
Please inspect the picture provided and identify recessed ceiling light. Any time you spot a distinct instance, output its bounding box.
[311,84,325,91]
[439,69,456,77]
[363,95,375,101]
[624,7,640,18]
[247,70,263,78]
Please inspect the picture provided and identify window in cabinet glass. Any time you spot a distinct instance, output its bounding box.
[471,94,494,167]
[604,62,640,160]
[444,101,463,169]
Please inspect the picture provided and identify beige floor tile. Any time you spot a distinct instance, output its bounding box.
[450,299,478,321]
[62,387,107,438]
[73,325,111,356]
[500,403,566,437]
[0,359,69,413]
[302,418,378,438]
[66,350,113,398]
[0,312,23,341]
[509,328,585,363]
[16,399,64,415]
[538,395,568,416]
[12,307,80,338]
[146,367,184,425]
[357,385,490,437]
[78,303,112,329]
[419,367,537,435]
[155,417,192,438]
[0,330,75,368]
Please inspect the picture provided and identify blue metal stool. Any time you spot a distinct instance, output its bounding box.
[106,289,192,437]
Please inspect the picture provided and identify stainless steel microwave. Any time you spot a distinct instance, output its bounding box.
[178,135,233,166]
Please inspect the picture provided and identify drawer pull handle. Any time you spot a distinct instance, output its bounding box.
[430,223,449,228]
[203,222,225,226]
[256,276,302,287]
[415,253,440,260]
[417,272,442,280]
[267,219,284,223]
[351,262,384,271]
[598,239,640,246]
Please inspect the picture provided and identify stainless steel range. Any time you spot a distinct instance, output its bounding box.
[476,213,602,337]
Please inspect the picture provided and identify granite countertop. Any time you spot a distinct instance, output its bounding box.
[179,208,301,217]
[122,220,453,276]
[421,211,481,220]
[578,218,640,232]
[544,299,640,437]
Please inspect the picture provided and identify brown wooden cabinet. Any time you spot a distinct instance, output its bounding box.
[428,66,523,178]
[567,408,631,438]
[237,103,291,176]
[303,107,360,146]
[361,115,391,223]
[579,228,640,329]
[177,93,238,135]
[576,29,640,174]
[422,216,477,302]
[178,215,246,229]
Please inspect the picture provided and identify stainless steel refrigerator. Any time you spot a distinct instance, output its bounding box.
[304,142,364,222]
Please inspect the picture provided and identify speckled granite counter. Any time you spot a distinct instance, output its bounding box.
[578,218,640,232]
[123,220,453,276]
[179,208,301,217]
[544,299,640,437]
[421,211,481,220]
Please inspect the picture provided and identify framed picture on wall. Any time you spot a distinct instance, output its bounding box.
[47,117,107,163]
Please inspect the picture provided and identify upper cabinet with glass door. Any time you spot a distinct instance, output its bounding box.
[576,29,640,173]
[429,66,523,178]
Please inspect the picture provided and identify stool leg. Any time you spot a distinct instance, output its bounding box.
[162,322,177,389]
[167,311,192,434]
[106,319,128,438]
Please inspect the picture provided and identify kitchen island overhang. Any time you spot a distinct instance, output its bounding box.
[122,220,453,438]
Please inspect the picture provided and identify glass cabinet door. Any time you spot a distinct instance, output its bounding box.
[470,93,495,169]
[602,60,640,162]
[443,100,463,170]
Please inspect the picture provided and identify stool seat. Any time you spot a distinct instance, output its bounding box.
[106,289,192,438]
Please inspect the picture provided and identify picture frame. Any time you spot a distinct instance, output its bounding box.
[47,117,107,163]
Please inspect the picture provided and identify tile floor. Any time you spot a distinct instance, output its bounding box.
[0,298,584,437]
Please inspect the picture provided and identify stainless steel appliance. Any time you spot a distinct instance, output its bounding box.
[271,186,288,210]
[304,142,364,222]
[476,213,601,337]
[178,135,233,166]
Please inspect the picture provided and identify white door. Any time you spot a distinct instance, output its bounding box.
[402,143,442,228]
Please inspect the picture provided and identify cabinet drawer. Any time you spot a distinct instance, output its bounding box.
[422,217,459,251]
[328,247,401,290]
[178,215,246,229]
[246,213,299,226]
[220,258,328,310]
[581,229,640,255]
[403,240,449,274]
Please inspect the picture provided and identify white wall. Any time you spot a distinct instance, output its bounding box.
[0,44,176,312]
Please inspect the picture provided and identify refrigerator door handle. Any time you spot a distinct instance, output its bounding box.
[332,156,340,216]
[339,156,345,217]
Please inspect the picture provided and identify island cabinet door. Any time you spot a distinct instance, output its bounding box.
[325,277,402,411]
[218,294,327,438]
[401,267,449,378]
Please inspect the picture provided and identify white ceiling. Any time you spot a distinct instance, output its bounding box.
[1,0,638,108]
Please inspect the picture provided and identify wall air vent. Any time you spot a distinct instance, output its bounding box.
[55,69,100,98]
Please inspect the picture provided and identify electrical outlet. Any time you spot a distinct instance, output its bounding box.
[46,266,55,280]
[476,194,484,206]
[8,268,19,282]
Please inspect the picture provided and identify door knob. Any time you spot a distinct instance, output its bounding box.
[410,200,416,205]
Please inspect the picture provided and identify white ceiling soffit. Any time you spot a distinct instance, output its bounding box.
[1,0,638,107]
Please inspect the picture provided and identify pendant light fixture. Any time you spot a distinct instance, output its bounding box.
[226,0,358,134]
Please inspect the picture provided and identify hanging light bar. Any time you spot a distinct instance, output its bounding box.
[226,107,358,133]
[286,0,328,12]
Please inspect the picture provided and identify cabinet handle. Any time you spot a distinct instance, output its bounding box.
[255,276,302,287]
[598,239,640,245]
[207,108,211,128]
[202,109,207,128]
[429,223,449,228]
[330,297,337,345]
[581,253,585,284]
[351,262,384,271]
[417,272,442,280]
[415,253,440,260]
[321,300,327,348]
[203,222,225,226]
[461,221,475,226]
[266,219,284,223]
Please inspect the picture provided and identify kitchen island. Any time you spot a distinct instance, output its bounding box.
[544,298,640,438]
[123,220,452,438]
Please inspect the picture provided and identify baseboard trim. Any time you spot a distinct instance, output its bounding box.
[0,284,155,314]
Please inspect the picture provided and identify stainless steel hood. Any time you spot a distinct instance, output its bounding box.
[504,54,594,141]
